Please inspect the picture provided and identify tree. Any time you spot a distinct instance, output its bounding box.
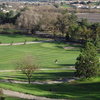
[16,56,38,84]
[16,9,42,34]
[0,89,5,100]
[67,23,78,40]
[90,23,100,48]
[75,42,100,78]
[93,34,100,48]
[65,13,78,40]
[16,6,60,34]
[56,12,69,37]
[0,11,19,24]
[56,12,78,40]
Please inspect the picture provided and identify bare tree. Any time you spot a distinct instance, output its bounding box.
[16,6,60,34]
[16,9,42,34]
[16,56,38,84]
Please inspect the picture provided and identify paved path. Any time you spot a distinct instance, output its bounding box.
[0,77,76,84]
[0,40,80,47]
[0,67,75,73]
[0,40,52,46]
[2,89,66,100]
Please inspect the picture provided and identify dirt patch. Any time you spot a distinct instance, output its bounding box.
[63,47,75,50]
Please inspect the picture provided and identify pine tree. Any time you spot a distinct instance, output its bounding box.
[93,34,100,48]
[75,42,100,78]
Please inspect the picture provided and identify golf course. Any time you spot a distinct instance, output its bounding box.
[0,34,100,100]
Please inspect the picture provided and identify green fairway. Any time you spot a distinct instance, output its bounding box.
[0,34,46,43]
[0,42,80,70]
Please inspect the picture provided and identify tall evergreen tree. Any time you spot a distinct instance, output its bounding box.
[75,42,100,78]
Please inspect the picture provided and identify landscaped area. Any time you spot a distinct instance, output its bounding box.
[0,78,100,100]
[0,34,100,100]
[0,38,80,70]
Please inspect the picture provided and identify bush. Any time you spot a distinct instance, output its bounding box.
[35,38,38,41]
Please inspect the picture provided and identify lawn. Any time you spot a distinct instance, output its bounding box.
[5,97,25,100]
[0,42,80,70]
[0,35,100,100]
[0,79,100,100]
[0,34,46,43]
[0,70,74,81]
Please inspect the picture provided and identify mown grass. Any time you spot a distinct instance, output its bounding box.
[0,42,80,69]
[0,34,46,43]
[5,97,25,100]
[0,79,100,100]
[0,34,100,100]
[0,70,74,81]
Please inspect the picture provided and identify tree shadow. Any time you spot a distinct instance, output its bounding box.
[65,49,80,51]
[5,71,74,81]
[22,82,100,99]
[0,33,23,38]
[57,64,75,67]
[55,46,63,49]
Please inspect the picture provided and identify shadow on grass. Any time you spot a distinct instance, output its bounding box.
[55,46,63,49]
[0,33,24,38]
[57,64,75,67]
[0,33,34,39]
[65,49,80,51]
[4,71,74,81]
[21,82,100,100]
[32,72,74,81]
[0,75,100,100]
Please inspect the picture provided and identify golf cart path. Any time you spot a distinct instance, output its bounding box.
[0,40,80,48]
[0,67,75,72]
[0,40,52,46]
[0,77,76,84]
[2,89,66,100]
